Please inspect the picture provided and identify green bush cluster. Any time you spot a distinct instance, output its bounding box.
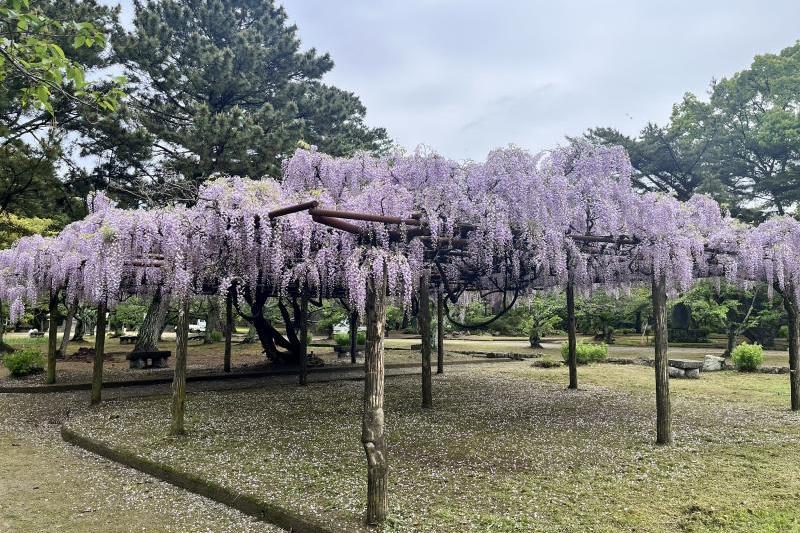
[561,341,607,364]
[3,348,44,377]
[333,331,366,347]
[209,331,224,342]
[732,342,764,372]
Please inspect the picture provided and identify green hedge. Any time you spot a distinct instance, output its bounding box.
[561,341,607,365]
[333,331,366,347]
[732,342,763,372]
[3,348,44,377]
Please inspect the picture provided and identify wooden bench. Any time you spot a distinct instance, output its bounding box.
[126,350,171,369]
[29,331,44,338]
[119,335,139,344]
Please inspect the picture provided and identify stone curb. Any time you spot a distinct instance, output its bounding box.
[0,357,513,394]
[61,425,349,533]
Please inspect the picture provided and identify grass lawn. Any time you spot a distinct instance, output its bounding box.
[64,361,800,532]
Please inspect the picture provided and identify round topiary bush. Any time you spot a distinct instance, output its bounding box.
[561,341,608,365]
[732,342,764,372]
[3,348,45,377]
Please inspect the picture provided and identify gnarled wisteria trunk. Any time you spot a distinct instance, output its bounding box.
[224,291,233,373]
[418,273,432,408]
[58,304,75,358]
[783,294,800,411]
[566,282,578,390]
[350,310,358,365]
[171,299,190,435]
[299,295,308,386]
[46,292,59,384]
[134,288,170,353]
[91,302,107,405]
[652,274,671,445]
[204,295,221,344]
[437,291,444,374]
[362,270,388,525]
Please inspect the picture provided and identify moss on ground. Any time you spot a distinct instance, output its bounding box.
[65,361,800,532]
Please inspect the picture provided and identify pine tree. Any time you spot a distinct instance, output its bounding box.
[105,0,388,203]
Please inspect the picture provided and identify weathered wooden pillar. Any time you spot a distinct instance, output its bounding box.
[362,269,388,525]
[350,310,359,365]
[566,282,578,389]
[299,295,308,386]
[419,273,432,409]
[652,274,672,444]
[436,290,444,374]
[90,302,107,405]
[170,298,190,436]
[782,294,800,411]
[46,292,59,384]
[224,291,233,373]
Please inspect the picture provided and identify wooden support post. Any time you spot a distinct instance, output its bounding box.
[90,302,107,405]
[566,282,578,389]
[350,310,358,365]
[362,269,388,525]
[224,291,233,373]
[419,273,432,409]
[782,294,800,411]
[170,298,190,436]
[652,274,672,444]
[436,290,444,374]
[46,292,59,384]
[299,295,308,386]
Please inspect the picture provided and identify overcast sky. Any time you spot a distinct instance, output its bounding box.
[110,0,800,161]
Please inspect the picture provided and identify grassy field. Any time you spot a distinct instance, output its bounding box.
[64,361,800,532]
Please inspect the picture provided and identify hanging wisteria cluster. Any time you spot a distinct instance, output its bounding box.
[0,141,796,322]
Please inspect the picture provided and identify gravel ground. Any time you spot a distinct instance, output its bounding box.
[63,361,800,532]
[0,387,286,532]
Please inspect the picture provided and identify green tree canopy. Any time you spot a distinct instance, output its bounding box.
[98,0,388,205]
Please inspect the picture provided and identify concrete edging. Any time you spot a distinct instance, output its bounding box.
[61,425,348,533]
[0,357,513,394]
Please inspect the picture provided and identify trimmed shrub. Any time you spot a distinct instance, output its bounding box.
[334,331,366,347]
[3,348,44,377]
[561,341,607,364]
[732,342,764,372]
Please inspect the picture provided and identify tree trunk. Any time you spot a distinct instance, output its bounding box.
[58,306,75,358]
[652,274,672,445]
[437,290,444,374]
[299,295,308,386]
[71,311,85,342]
[204,296,221,344]
[170,298,190,436]
[349,310,358,365]
[782,295,800,411]
[242,324,257,343]
[46,293,59,384]
[134,289,170,353]
[0,298,13,353]
[566,282,578,390]
[362,269,388,526]
[91,303,107,405]
[418,273,432,409]
[224,291,233,373]
[724,322,736,357]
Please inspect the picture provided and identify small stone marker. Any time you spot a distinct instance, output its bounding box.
[702,355,725,372]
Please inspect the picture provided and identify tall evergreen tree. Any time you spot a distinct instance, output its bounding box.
[100,0,388,204]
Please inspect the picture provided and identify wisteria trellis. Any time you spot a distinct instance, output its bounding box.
[2,141,799,523]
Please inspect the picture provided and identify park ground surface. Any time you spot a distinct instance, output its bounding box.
[0,331,791,386]
[2,335,799,532]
